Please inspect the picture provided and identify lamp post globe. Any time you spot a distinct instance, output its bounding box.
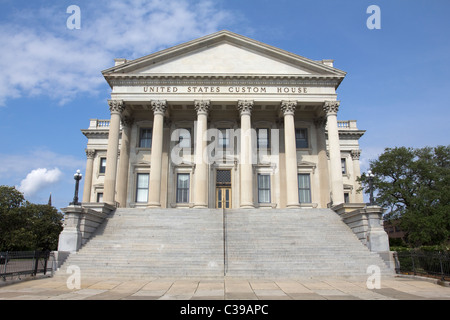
[367,170,375,205]
[70,169,83,205]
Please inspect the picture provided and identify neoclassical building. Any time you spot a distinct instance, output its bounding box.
[81,30,365,210]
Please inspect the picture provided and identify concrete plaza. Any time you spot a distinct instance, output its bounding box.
[0,275,449,300]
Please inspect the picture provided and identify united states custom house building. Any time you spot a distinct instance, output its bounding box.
[57,30,394,276]
[81,30,365,210]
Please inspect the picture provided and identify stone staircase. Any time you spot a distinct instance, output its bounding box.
[57,208,392,279]
[224,209,392,278]
[58,208,224,278]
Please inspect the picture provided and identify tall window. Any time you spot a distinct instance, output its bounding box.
[295,128,308,149]
[176,173,190,203]
[99,157,106,174]
[298,174,311,203]
[135,173,149,203]
[257,128,269,149]
[139,128,152,148]
[96,192,103,203]
[258,174,271,203]
[178,128,191,148]
[341,158,347,174]
[218,128,230,148]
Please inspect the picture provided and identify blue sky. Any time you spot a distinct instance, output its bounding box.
[0,0,449,209]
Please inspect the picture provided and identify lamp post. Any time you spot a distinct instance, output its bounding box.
[70,169,83,206]
[367,170,375,205]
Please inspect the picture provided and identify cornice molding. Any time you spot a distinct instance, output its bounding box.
[105,74,342,88]
[325,130,366,139]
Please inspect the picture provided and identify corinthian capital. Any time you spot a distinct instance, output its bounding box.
[281,100,297,116]
[121,115,134,128]
[194,100,210,115]
[323,101,340,115]
[151,100,167,115]
[108,99,125,114]
[85,149,95,159]
[237,100,253,116]
[351,149,362,160]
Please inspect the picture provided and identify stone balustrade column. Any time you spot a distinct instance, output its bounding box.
[103,99,125,205]
[238,100,254,208]
[351,149,364,203]
[281,100,300,207]
[193,100,210,208]
[324,101,344,205]
[82,149,95,203]
[116,116,133,208]
[147,100,167,208]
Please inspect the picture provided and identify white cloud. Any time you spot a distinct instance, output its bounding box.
[18,168,62,197]
[0,0,234,106]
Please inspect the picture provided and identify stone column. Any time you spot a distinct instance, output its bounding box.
[116,116,133,208]
[103,99,125,205]
[147,100,167,208]
[238,100,254,208]
[281,101,300,207]
[314,117,330,208]
[193,100,210,208]
[324,101,344,205]
[82,149,95,203]
[351,149,364,203]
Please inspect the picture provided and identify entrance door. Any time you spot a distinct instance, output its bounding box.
[216,170,231,209]
[216,187,231,209]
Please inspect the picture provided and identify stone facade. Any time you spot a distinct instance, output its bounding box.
[81,31,366,210]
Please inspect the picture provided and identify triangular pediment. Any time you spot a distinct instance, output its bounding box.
[103,30,346,83]
[103,30,345,77]
[133,42,316,75]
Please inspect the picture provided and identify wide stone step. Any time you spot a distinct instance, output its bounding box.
[57,208,392,278]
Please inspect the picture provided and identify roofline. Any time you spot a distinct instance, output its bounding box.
[102,30,347,78]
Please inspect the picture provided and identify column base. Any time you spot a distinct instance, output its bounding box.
[240,202,255,209]
[286,203,300,208]
[193,204,208,208]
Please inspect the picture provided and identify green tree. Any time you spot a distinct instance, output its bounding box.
[24,203,63,251]
[358,146,450,247]
[0,186,63,251]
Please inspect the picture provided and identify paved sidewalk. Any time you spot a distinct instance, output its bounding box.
[0,275,449,300]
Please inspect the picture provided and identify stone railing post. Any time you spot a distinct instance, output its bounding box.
[58,205,83,253]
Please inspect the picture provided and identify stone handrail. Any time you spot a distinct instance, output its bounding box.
[325,120,358,130]
[58,203,116,253]
[332,203,394,268]
[89,119,110,129]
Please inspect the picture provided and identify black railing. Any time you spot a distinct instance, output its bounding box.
[0,251,55,280]
[394,251,450,281]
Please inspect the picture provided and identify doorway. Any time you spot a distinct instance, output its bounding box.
[216,169,231,209]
